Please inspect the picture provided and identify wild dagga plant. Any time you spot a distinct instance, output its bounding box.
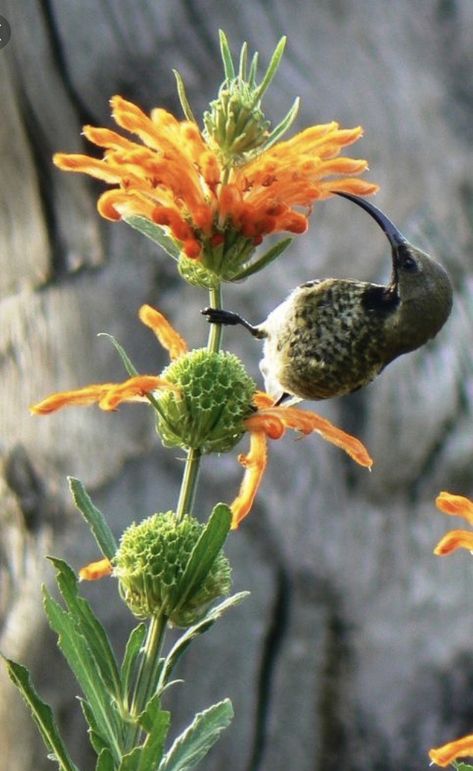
[4,31,375,770]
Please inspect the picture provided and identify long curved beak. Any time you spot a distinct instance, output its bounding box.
[335,192,407,249]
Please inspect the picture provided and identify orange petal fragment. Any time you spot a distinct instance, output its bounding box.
[79,558,113,581]
[255,406,373,468]
[98,375,179,410]
[230,431,268,529]
[138,305,188,360]
[429,733,473,767]
[245,412,285,440]
[433,529,473,556]
[30,376,177,415]
[30,383,119,414]
[436,491,473,525]
[252,391,275,409]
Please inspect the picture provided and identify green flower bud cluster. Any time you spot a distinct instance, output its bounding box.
[156,348,256,453]
[114,511,232,626]
[203,78,270,164]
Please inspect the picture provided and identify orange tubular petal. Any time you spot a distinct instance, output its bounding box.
[255,406,373,468]
[245,413,285,440]
[429,734,473,767]
[138,305,188,360]
[436,491,473,525]
[30,383,119,414]
[52,153,122,184]
[230,431,268,529]
[79,558,113,581]
[433,529,473,556]
[98,375,178,410]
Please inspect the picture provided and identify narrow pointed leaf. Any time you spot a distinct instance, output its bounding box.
[173,69,198,124]
[119,696,170,771]
[3,658,79,771]
[123,216,180,261]
[232,237,292,281]
[253,36,286,102]
[248,52,259,88]
[96,748,115,771]
[43,588,122,761]
[49,558,120,696]
[218,30,235,80]
[68,478,117,561]
[160,592,249,686]
[81,698,111,756]
[172,503,231,613]
[158,699,233,771]
[264,97,300,150]
[98,333,139,377]
[98,335,164,416]
[120,623,147,700]
[238,41,248,80]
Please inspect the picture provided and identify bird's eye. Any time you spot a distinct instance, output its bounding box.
[399,249,419,272]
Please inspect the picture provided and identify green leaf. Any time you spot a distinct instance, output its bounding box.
[173,70,198,124]
[455,765,473,771]
[80,698,111,756]
[50,558,121,697]
[253,36,286,102]
[120,623,147,701]
[264,97,300,150]
[96,748,115,771]
[218,30,235,81]
[98,333,139,377]
[43,588,122,761]
[68,478,117,561]
[118,701,170,771]
[123,216,180,261]
[3,658,79,771]
[171,503,232,613]
[98,334,165,417]
[118,696,170,771]
[160,592,249,686]
[158,699,234,771]
[232,237,292,281]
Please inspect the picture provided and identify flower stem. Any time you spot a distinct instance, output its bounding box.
[175,282,223,523]
[175,447,201,521]
[127,612,167,746]
[207,284,223,353]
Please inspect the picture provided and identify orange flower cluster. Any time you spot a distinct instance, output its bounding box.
[54,96,378,259]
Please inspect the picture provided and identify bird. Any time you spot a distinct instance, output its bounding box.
[202,192,453,405]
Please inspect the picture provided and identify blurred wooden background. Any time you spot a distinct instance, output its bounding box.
[1,1,473,769]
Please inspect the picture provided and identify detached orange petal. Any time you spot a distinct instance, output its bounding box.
[230,431,268,528]
[250,406,373,468]
[79,558,113,581]
[436,491,473,525]
[433,529,473,556]
[429,733,473,767]
[99,375,179,410]
[30,375,177,415]
[138,305,188,360]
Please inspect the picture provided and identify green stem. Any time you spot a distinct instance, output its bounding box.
[127,612,167,746]
[175,447,202,521]
[207,284,223,353]
[175,283,223,524]
[128,283,225,746]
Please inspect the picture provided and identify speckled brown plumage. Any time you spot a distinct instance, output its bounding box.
[203,194,453,404]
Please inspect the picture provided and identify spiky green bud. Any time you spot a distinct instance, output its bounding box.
[156,349,256,453]
[114,512,232,626]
